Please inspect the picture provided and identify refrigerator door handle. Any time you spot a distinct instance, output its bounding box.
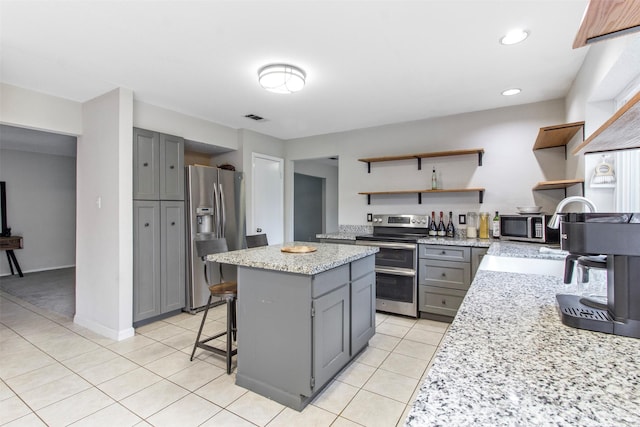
[219,183,226,238]
[212,184,219,238]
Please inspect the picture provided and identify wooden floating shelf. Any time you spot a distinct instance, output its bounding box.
[358,148,484,172]
[533,122,584,152]
[532,179,585,191]
[572,91,640,154]
[573,0,640,49]
[359,188,485,204]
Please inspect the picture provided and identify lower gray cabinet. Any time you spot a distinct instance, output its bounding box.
[350,256,375,355]
[133,200,185,324]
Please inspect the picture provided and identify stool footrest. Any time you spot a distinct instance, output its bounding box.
[196,343,237,358]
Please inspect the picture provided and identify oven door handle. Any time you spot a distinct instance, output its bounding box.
[375,267,416,277]
[357,241,416,250]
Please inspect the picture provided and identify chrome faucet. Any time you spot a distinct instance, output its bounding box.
[548,196,597,229]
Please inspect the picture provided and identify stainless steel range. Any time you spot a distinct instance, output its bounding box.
[356,214,430,317]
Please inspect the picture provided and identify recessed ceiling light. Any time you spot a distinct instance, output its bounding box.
[502,88,522,96]
[500,29,529,45]
[258,64,306,94]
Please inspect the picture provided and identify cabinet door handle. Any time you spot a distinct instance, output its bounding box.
[441,273,446,277]
[143,162,149,167]
[441,299,447,305]
[171,221,175,226]
[144,222,149,227]
[441,250,446,255]
[170,165,174,169]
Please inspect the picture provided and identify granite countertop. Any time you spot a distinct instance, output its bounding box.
[207,242,378,275]
[417,237,492,247]
[316,232,361,241]
[406,243,640,426]
[488,240,568,260]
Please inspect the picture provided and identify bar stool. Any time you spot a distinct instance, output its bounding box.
[246,233,268,248]
[190,238,237,374]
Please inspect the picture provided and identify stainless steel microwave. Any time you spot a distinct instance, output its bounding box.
[500,214,560,243]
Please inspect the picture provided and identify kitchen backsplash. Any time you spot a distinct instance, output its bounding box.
[339,224,373,234]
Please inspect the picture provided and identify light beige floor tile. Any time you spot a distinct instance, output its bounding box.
[143,350,194,377]
[379,353,429,380]
[311,380,359,414]
[62,347,119,373]
[141,324,187,341]
[341,390,405,427]
[20,323,70,343]
[375,312,389,325]
[97,367,163,401]
[120,379,189,419]
[393,339,437,361]
[368,333,401,352]
[226,391,285,426]
[195,373,247,407]
[170,314,208,331]
[412,319,449,333]
[362,368,419,403]
[355,346,389,368]
[167,360,225,391]
[374,323,410,339]
[336,362,376,388]
[383,316,417,328]
[200,409,256,426]
[20,373,92,410]
[5,361,73,394]
[0,395,32,425]
[69,402,142,427]
[78,356,139,385]
[123,341,176,365]
[35,333,100,361]
[162,330,197,350]
[36,387,114,427]
[396,403,413,427]
[147,393,222,426]
[161,312,197,325]
[2,412,47,427]
[0,346,56,379]
[268,405,336,427]
[0,380,15,400]
[107,334,155,355]
[404,327,444,346]
[135,320,169,335]
[330,417,362,427]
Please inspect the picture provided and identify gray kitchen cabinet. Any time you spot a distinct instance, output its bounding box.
[350,256,375,355]
[471,247,488,278]
[133,200,186,325]
[419,244,482,319]
[133,128,184,201]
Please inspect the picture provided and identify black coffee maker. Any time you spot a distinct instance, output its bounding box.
[556,212,640,339]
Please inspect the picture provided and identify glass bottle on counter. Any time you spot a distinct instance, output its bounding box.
[479,212,490,239]
[466,212,478,238]
[492,211,501,239]
[437,211,446,237]
[446,211,455,238]
[429,211,438,236]
[431,167,437,190]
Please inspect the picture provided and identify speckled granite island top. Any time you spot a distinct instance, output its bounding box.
[406,244,640,426]
[206,242,378,275]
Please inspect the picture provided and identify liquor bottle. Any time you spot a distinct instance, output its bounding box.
[492,211,501,239]
[431,167,437,190]
[446,211,455,238]
[429,211,438,236]
[437,211,446,236]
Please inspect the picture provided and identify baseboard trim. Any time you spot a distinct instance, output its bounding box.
[73,314,135,341]
[0,264,75,277]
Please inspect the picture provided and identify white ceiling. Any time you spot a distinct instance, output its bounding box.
[1,0,590,142]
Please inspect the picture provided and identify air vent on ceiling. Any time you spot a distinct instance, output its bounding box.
[244,114,265,121]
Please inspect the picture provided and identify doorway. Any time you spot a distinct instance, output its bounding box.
[251,153,284,244]
[294,173,324,241]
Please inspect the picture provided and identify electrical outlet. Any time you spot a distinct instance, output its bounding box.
[367,213,373,222]
[459,214,466,225]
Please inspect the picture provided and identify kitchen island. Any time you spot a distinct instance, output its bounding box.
[207,242,378,411]
[406,242,640,426]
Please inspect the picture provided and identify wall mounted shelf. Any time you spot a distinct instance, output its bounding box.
[533,121,584,159]
[573,0,640,49]
[572,91,640,154]
[533,179,585,198]
[359,188,485,205]
[358,148,484,173]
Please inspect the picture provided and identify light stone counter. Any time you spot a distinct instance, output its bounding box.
[207,242,378,275]
[417,236,492,247]
[406,242,640,426]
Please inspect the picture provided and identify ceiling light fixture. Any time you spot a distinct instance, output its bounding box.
[500,29,529,45]
[258,64,306,94]
[502,88,522,96]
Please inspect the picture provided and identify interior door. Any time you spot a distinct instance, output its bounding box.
[251,153,284,244]
[294,173,324,241]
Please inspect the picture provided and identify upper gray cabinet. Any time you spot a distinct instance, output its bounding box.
[133,128,184,200]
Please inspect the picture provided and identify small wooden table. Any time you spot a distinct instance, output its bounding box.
[0,236,23,277]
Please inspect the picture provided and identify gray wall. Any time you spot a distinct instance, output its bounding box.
[0,148,76,275]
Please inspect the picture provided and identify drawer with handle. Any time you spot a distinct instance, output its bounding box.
[419,259,471,290]
[419,244,470,262]
[418,285,466,317]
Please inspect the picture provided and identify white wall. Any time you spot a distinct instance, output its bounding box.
[294,160,339,233]
[75,88,134,341]
[287,99,568,227]
[0,149,76,275]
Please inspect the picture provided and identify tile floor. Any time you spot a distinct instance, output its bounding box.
[0,289,449,426]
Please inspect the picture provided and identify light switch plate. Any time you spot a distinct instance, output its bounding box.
[459,214,466,225]
[367,213,373,222]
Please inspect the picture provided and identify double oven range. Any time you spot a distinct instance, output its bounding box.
[356,214,430,317]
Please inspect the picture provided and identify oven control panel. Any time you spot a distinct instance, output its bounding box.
[372,214,429,227]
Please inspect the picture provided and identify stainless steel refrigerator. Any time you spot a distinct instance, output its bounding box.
[185,165,246,312]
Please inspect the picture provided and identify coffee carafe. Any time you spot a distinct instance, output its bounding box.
[564,254,608,309]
